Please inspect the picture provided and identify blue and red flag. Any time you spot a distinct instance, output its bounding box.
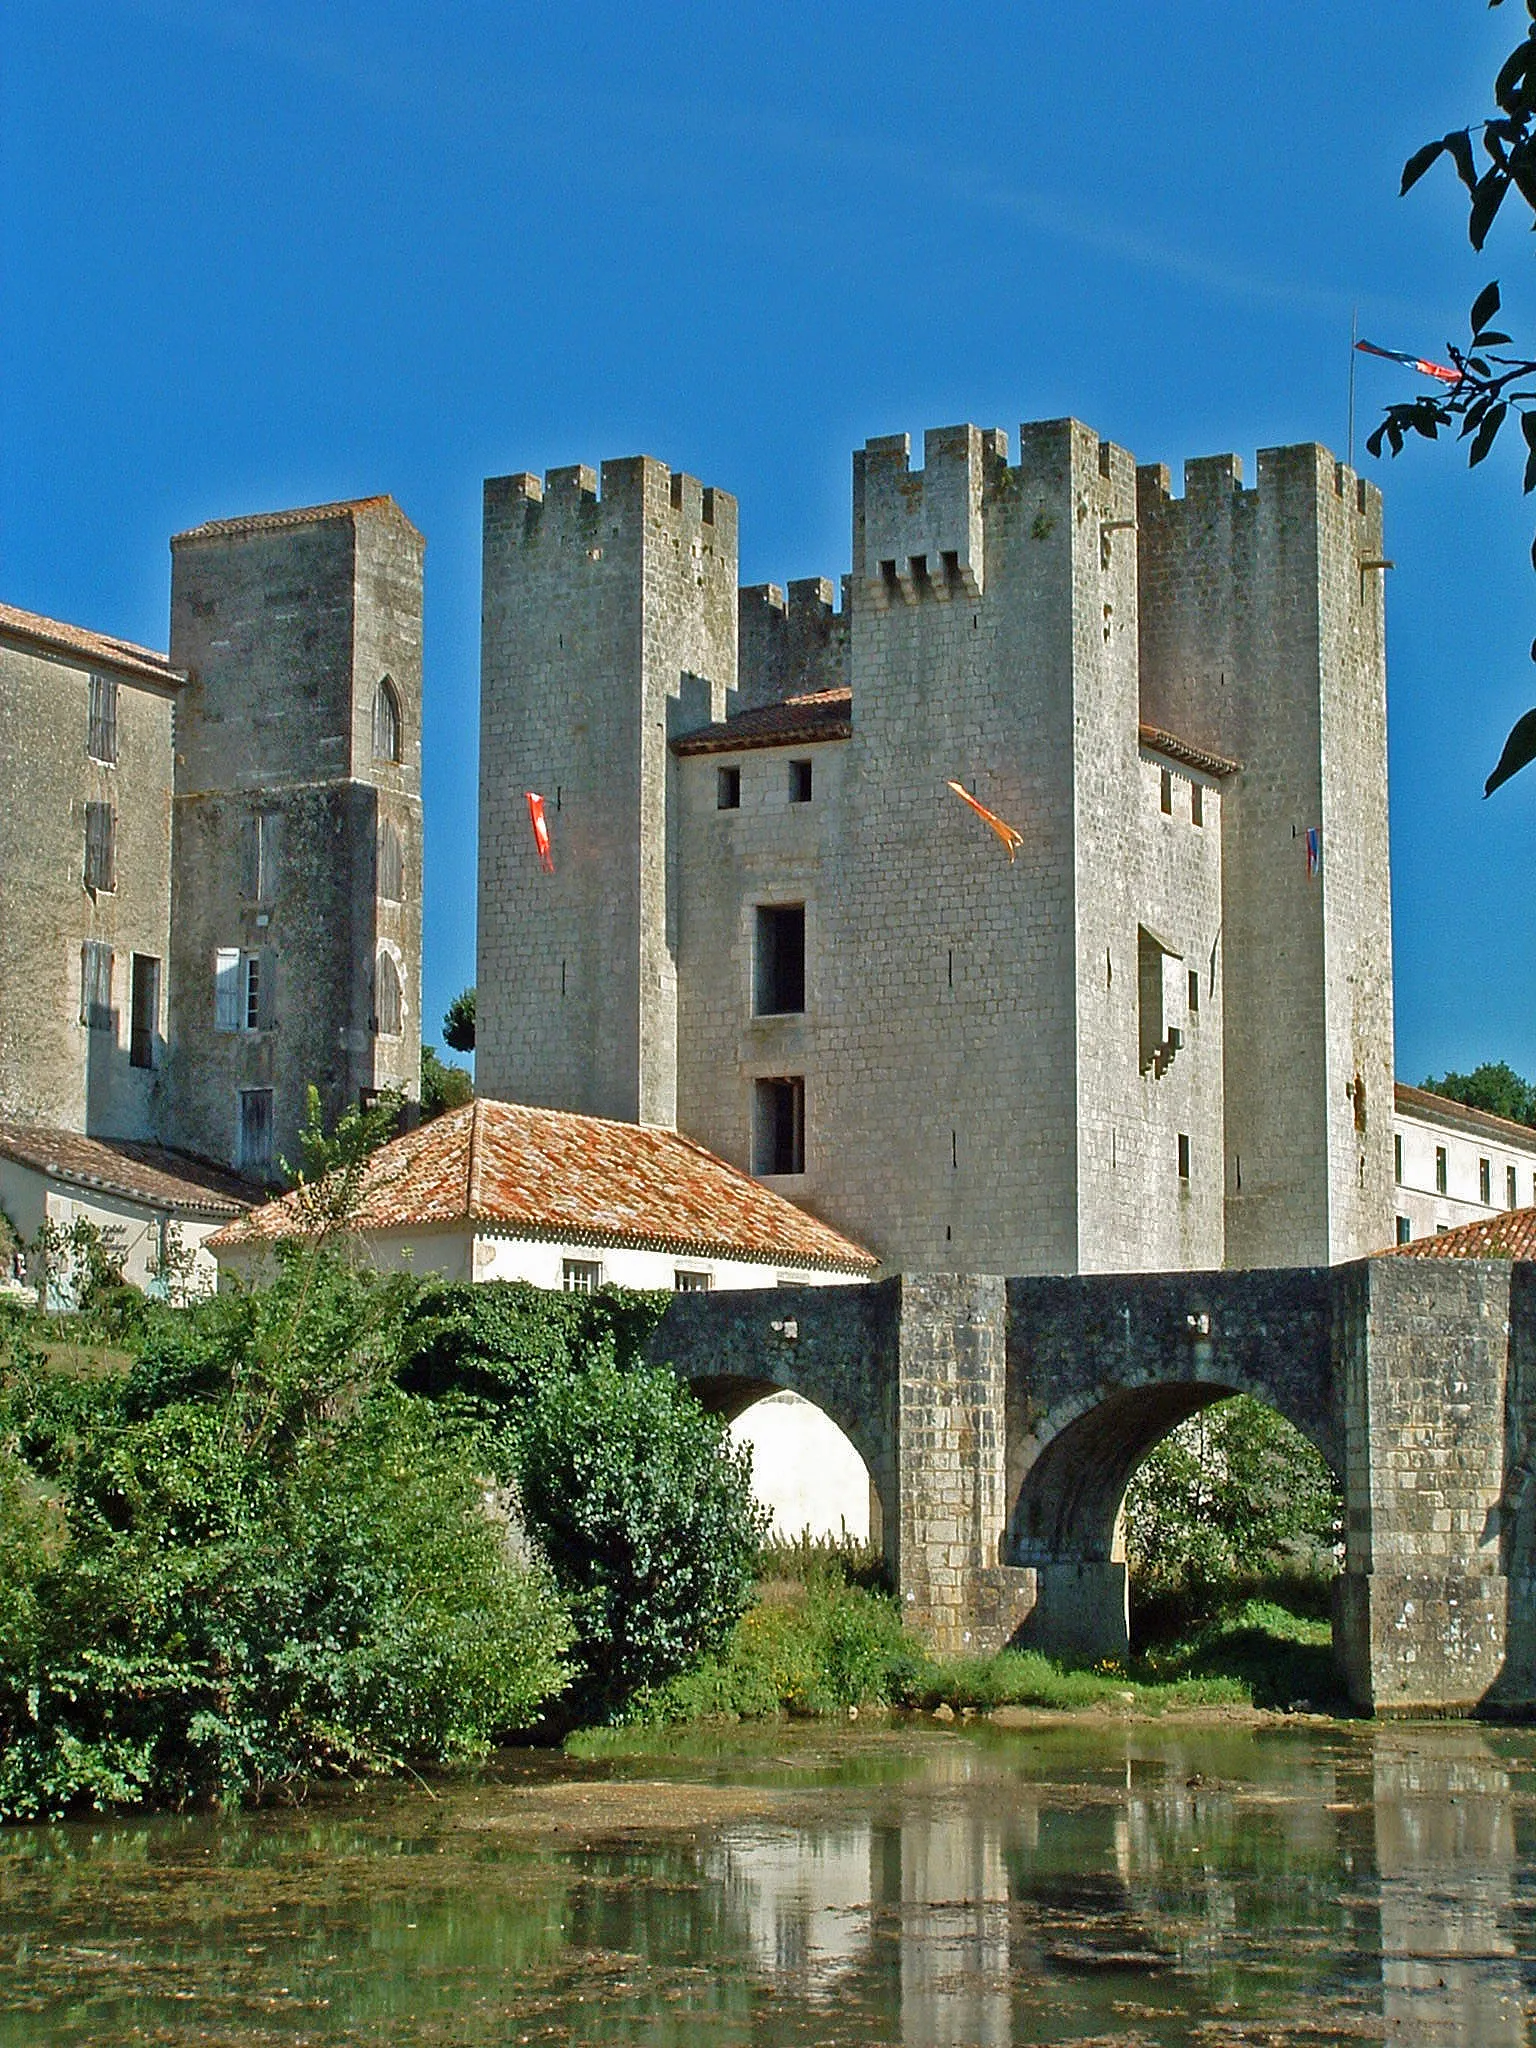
[1306,828,1321,878]
[1354,339,1460,387]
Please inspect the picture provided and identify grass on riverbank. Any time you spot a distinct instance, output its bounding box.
[572,1555,1345,1751]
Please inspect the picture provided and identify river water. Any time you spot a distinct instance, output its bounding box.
[3,1717,1536,2045]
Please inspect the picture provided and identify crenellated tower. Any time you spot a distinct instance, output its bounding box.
[1136,448,1393,1266]
[476,458,737,1125]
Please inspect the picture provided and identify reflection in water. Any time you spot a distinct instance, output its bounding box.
[1373,1728,1526,2046]
[0,1724,1534,2045]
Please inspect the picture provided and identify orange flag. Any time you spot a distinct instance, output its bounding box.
[946,780,1022,861]
[526,791,555,873]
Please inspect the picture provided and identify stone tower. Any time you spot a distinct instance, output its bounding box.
[163,497,424,1178]
[476,459,737,1125]
[1137,448,1394,1267]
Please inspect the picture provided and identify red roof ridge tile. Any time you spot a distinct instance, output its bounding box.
[0,600,180,685]
[172,494,422,546]
[211,1096,877,1271]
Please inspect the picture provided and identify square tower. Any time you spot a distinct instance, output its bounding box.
[476,459,737,1125]
[164,497,424,1177]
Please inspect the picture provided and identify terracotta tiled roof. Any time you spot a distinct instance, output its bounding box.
[1137,724,1241,778]
[0,1125,255,1219]
[0,601,180,687]
[210,1099,878,1273]
[1392,1206,1536,1260]
[673,687,853,756]
[172,495,422,546]
[1395,1082,1536,1150]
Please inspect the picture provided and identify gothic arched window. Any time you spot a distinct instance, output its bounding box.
[372,677,402,764]
[373,950,403,1036]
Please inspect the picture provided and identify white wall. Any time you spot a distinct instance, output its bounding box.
[0,1157,222,1300]
[1393,1106,1536,1244]
[729,1389,871,1543]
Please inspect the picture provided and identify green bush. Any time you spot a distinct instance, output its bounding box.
[0,1257,572,1818]
[1124,1395,1342,1605]
[512,1356,768,1721]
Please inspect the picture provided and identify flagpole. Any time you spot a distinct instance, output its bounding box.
[1348,304,1358,470]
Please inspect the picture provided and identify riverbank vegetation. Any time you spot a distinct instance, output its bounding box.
[0,1255,1344,1818]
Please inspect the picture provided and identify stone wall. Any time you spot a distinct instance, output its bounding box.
[0,634,174,1140]
[1137,450,1393,1268]
[477,459,737,1127]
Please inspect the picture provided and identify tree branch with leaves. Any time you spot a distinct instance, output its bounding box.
[1369,0,1536,792]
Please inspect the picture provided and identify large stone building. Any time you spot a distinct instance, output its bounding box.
[0,497,424,1190]
[477,418,1395,1275]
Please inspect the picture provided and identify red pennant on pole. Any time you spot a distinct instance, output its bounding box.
[526,791,555,873]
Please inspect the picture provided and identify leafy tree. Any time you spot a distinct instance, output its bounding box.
[0,1260,571,1817]
[1123,1396,1341,1602]
[279,1084,404,1245]
[421,1044,473,1119]
[1369,0,1536,792]
[443,987,476,1054]
[1420,1057,1536,1126]
[512,1357,768,1721]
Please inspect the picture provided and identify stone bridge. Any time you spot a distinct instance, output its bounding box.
[649,1258,1536,1715]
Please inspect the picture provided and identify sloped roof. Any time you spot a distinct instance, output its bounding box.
[210,1099,877,1273]
[1137,724,1241,779]
[0,1125,254,1220]
[0,602,180,687]
[172,495,422,546]
[1392,1206,1536,1260]
[672,687,853,755]
[1395,1082,1536,1151]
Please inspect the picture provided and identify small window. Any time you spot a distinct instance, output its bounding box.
[129,953,159,1069]
[789,759,813,803]
[562,1259,602,1294]
[239,810,280,903]
[1177,1132,1191,1180]
[84,802,116,893]
[373,677,402,764]
[754,1076,805,1176]
[717,765,741,810]
[1436,1223,1450,1235]
[80,941,113,1030]
[215,948,266,1032]
[754,904,805,1016]
[373,951,403,1036]
[675,1269,712,1292]
[1509,1164,1519,1211]
[87,674,118,765]
[1396,1215,1412,1245]
[237,1088,274,1175]
[1190,780,1204,827]
[1159,768,1173,815]
[1187,969,1200,1018]
[1480,1157,1492,1206]
[1435,1146,1448,1195]
[377,817,405,902]
[1394,1133,1403,1184]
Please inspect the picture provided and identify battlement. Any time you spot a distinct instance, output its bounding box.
[853,423,1008,599]
[1135,443,1383,525]
[739,575,848,711]
[483,456,738,557]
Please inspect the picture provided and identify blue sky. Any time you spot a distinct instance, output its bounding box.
[2,2,1530,1084]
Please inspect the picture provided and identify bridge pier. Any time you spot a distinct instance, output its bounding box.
[1333,1258,1514,1714]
